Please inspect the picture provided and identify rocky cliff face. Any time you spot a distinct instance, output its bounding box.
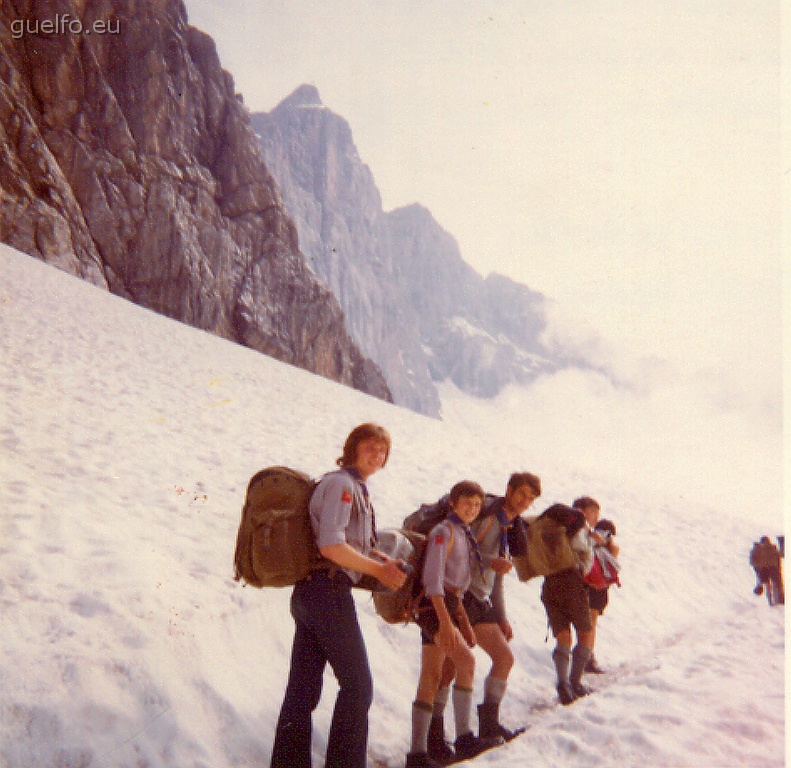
[0,1,391,402]
[385,204,556,398]
[253,87,565,412]
[252,85,439,415]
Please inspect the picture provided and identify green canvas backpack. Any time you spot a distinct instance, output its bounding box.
[233,466,321,588]
[511,504,585,581]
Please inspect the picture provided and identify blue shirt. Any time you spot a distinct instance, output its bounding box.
[309,467,376,584]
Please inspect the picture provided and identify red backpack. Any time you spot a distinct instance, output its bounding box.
[584,547,621,590]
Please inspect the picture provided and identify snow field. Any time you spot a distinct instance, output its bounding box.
[0,246,784,768]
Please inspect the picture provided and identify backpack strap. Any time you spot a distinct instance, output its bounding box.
[475,515,496,544]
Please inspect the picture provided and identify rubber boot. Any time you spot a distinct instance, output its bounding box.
[478,702,522,742]
[426,716,455,766]
[454,731,502,762]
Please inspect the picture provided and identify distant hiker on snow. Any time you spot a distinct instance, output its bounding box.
[270,423,406,768]
[750,536,784,606]
[426,472,541,764]
[407,481,503,768]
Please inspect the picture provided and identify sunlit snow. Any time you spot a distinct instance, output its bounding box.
[0,246,783,768]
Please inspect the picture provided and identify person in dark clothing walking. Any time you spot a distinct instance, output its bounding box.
[751,536,784,606]
[270,423,406,768]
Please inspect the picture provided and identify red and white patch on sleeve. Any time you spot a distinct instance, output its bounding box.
[341,490,353,504]
[433,532,445,546]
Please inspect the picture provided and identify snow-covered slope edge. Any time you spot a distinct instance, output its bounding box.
[0,246,783,768]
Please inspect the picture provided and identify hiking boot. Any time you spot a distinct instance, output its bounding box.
[496,722,525,742]
[571,681,592,698]
[556,682,576,706]
[585,656,605,675]
[454,731,503,761]
[477,702,523,743]
[427,717,455,766]
[405,751,442,768]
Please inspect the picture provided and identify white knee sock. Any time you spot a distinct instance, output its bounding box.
[411,701,433,753]
[483,675,507,705]
[433,684,451,719]
[452,685,474,738]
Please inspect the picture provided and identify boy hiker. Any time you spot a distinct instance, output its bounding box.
[540,497,598,705]
[407,481,502,768]
[581,508,620,675]
[270,423,406,768]
[426,473,541,764]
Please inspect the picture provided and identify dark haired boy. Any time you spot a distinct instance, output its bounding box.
[540,498,597,705]
[425,472,541,761]
[406,481,500,768]
[270,423,406,768]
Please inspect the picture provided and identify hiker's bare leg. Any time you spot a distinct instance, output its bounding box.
[556,627,572,648]
[474,623,514,680]
[589,609,599,653]
[416,631,474,701]
[439,657,456,688]
[412,645,447,756]
[448,628,475,688]
[416,644,446,705]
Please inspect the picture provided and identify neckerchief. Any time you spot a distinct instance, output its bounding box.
[345,466,377,546]
[495,504,514,557]
[448,511,484,576]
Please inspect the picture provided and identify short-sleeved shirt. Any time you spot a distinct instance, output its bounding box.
[468,497,518,623]
[422,518,474,598]
[309,468,375,584]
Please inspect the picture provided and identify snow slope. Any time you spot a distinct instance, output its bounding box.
[0,246,784,768]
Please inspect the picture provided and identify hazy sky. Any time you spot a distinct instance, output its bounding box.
[184,1,784,514]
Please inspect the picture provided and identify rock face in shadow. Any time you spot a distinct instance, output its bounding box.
[0,1,391,403]
[253,86,566,414]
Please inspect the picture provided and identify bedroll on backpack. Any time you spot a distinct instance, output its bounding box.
[403,497,452,535]
[511,506,584,581]
[402,493,499,536]
[233,466,321,588]
[372,529,427,623]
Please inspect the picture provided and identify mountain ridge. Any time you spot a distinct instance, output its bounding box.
[253,86,571,415]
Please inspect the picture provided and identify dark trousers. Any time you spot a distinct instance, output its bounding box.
[270,571,374,768]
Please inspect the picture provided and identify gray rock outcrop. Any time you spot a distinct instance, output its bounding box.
[253,86,565,414]
[0,1,391,402]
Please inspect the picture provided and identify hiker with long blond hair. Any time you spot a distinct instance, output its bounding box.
[270,423,406,768]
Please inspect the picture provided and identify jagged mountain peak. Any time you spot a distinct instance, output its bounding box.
[389,202,434,222]
[273,83,324,111]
